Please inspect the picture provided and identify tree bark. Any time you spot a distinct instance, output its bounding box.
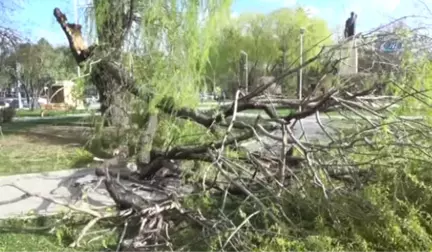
[21,83,30,108]
[90,60,133,127]
[53,7,136,127]
[29,82,35,110]
[136,113,159,177]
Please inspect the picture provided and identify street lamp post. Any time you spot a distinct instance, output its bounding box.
[298,27,306,112]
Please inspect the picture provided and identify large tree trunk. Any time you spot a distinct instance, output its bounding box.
[21,83,31,108]
[90,0,135,126]
[53,6,136,127]
[29,83,35,110]
[91,60,132,127]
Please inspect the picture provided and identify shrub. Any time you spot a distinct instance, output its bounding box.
[0,107,16,123]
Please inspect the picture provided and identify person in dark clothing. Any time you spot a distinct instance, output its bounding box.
[344,12,357,39]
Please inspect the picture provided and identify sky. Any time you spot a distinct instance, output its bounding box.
[5,0,430,47]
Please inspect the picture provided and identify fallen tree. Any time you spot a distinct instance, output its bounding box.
[47,5,432,252]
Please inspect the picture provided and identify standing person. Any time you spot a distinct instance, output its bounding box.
[344,12,357,39]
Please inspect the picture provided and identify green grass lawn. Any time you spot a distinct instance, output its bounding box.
[0,216,117,251]
[0,229,83,252]
[0,116,99,175]
[15,109,92,118]
[0,134,94,175]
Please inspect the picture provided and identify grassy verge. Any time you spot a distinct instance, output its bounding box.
[0,215,117,251]
[15,109,93,118]
[0,116,102,175]
[0,134,94,175]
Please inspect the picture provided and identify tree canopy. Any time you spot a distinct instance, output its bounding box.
[0,38,76,106]
[205,7,333,95]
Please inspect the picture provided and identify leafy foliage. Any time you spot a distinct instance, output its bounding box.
[0,39,76,107]
[205,7,333,95]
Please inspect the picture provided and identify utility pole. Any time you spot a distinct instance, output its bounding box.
[298,27,305,112]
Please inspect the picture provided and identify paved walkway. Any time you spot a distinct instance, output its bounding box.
[0,168,113,219]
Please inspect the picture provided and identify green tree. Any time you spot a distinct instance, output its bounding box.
[0,0,23,91]
[52,46,79,80]
[2,38,76,109]
[205,7,332,96]
[55,0,232,165]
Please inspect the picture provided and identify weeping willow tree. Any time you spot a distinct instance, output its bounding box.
[54,0,232,168]
[54,0,231,121]
[53,2,242,250]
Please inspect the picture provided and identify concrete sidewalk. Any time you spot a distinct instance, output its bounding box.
[0,168,114,219]
[0,167,188,219]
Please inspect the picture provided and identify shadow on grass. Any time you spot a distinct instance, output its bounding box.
[1,116,90,135]
[2,115,110,152]
[16,128,114,160]
[22,131,87,146]
[0,116,116,175]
